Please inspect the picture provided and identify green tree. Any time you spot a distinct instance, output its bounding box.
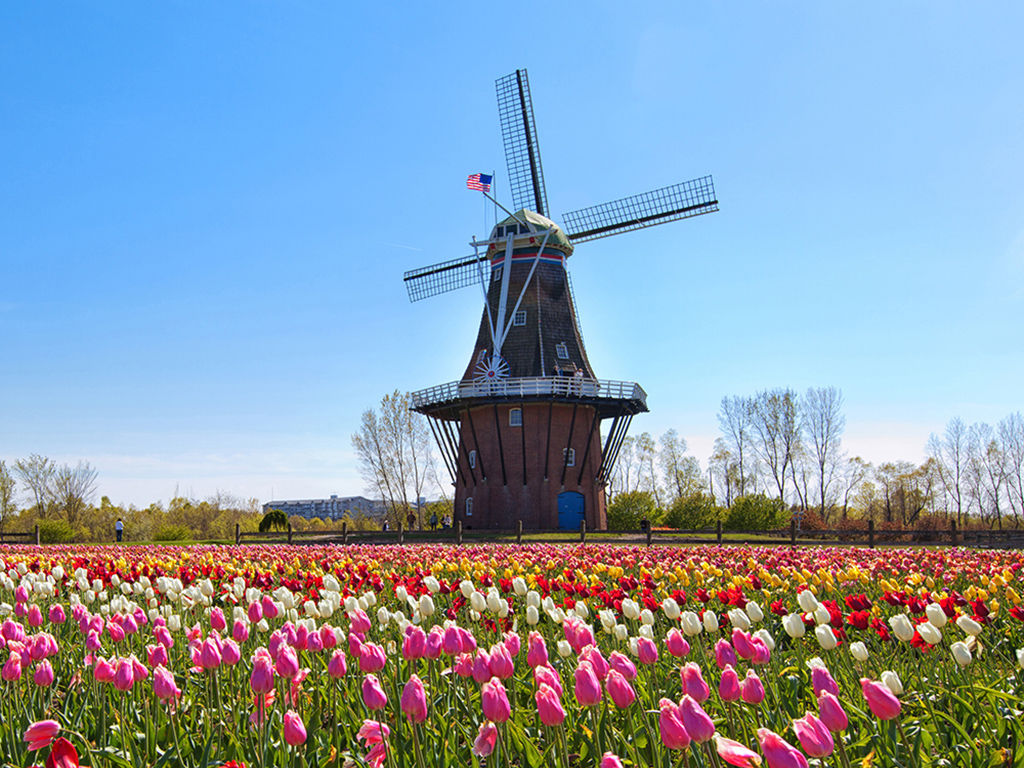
[724,494,789,531]
[606,490,657,530]
[661,493,720,529]
[259,509,288,532]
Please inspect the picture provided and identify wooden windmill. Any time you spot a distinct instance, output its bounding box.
[404,69,718,530]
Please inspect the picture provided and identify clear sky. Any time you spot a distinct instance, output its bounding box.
[2,3,1022,507]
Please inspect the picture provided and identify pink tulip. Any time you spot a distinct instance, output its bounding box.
[349,608,372,634]
[534,664,563,697]
[681,662,711,702]
[715,639,738,670]
[293,623,309,651]
[27,605,43,628]
[811,665,839,698]
[526,631,548,668]
[713,734,762,767]
[473,721,498,757]
[328,649,347,678]
[792,713,833,757]
[489,643,515,679]
[751,638,771,666]
[247,601,263,624]
[131,655,148,683]
[113,658,135,691]
[233,620,250,644]
[48,605,66,624]
[348,632,365,657]
[732,629,755,660]
[107,622,125,643]
[85,631,102,653]
[33,660,54,687]
[154,625,173,649]
[680,694,716,743]
[147,644,169,668]
[153,665,182,700]
[666,628,691,658]
[320,624,338,650]
[424,627,443,659]
[362,674,388,710]
[453,653,473,678]
[442,625,462,655]
[359,643,387,674]
[456,627,477,653]
[658,698,692,750]
[402,626,426,660]
[222,639,241,666]
[306,631,323,654]
[250,654,275,694]
[283,710,307,746]
[580,645,609,680]
[757,728,809,768]
[574,660,602,706]
[261,595,279,619]
[608,650,637,681]
[276,646,300,679]
[860,678,901,720]
[719,665,742,702]
[93,657,115,684]
[503,631,521,657]
[472,650,493,684]
[741,670,765,705]
[2,654,22,681]
[200,638,222,670]
[358,720,390,768]
[605,669,636,708]
[601,753,625,768]
[481,677,511,722]
[535,682,566,725]
[401,674,429,723]
[23,719,60,750]
[637,636,659,665]
[14,586,29,603]
[816,691,848,732]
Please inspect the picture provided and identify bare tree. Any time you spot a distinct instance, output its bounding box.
[659,429,689,502]
[0,461,16,535]
[635,432,661,508]
[52,461,98,529]
[750,389,800,503]
[718,396,755,497]
[802,386,845,523]
[14,454,55,518]
[926,417,969,526]
[837,456,871,521]
[609,436,639,498]
[998,413,1024,528]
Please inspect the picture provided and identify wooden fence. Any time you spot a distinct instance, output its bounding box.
[0,526,41,545]
[235,519,1024,550]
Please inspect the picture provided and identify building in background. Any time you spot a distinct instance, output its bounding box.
[262,495,386,521]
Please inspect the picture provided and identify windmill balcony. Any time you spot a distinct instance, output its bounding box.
[411,376,648,419]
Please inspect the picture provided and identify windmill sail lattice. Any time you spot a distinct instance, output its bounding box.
[403,254,489,303]
[496,70,549,217]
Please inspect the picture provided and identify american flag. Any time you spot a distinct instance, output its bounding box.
[466,173,492,192]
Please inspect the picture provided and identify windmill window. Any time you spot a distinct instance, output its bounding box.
[465,497,473,517]
[519,223,530,234]
[509,408,522,427]
[513,310,526,327]
[555,342,569,360]
[468,450,477,469]
[477,349,488,363]
[563,448,576,467]
[493,266,502,282]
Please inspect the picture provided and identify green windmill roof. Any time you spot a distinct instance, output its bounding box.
[496,209,574,254]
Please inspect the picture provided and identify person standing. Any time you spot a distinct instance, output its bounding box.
[115,518,124,543]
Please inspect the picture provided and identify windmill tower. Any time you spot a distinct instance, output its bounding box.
[405,69,718,530]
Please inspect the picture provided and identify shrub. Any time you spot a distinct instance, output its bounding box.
[724,494,789,531]
[38,519,75,543]
[660,493,721,529]
[607,491,658,531]
[153,524,192,542]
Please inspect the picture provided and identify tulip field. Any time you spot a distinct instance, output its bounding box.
[1,544,1023,768]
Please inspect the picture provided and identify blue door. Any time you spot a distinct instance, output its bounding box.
[557,491,584,530]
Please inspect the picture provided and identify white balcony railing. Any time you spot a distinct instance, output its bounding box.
[411,376,647,411]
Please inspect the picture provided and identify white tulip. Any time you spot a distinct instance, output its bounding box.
[549,608,566,624]
[459,580,475,599]
[303,600,319,618]
[199,579,214,598]
[418,594,435,617]
[362,592,377,607]
[498,602,509,619]
[639,624,654,640]
[599,609,616,630]
[512,577,527,596]
[849,641,869,662]
[728,608,751,631]
[681,611,702,636]
[168,614,182,632]
[754,628,776,651]
[797,590,819,613]
[813,605,831,626]
[575,602,590,620]
[542,596,556,613]
[950,641,972,667]
[815,625,838,651]
[485,589,502,614]
[662,597,681,621]
[956,615,983,637]
[111,574,121,588]
[469,610,481,622]
[805,656,826,670]
[918,622,942,646]
[613,624,629,642]
[257,619,270,633]
[344,596,358,612]
[745,600,764,623]
[622,599,641,621]
[526,605,539,626]
[628,637,640,656]
[925,602,947,628]
[889,614,915,643]
[424,576,441,594]
[640,609,654,626]
[782,613,806,639]
[1016,648,1024,669]
[702,610,719,633]
[52,566,65,581]
[527,591,541,608]
[318,600,334,619]
[556,640,572,658]
[881,670,903,695]
[470,592,487,613]
[396,586,408,603]
[92,579,103,592]
[377,607,391,625]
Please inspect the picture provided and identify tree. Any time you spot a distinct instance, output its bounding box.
[13,454,55,518]
[259,509,288,532]
[749,389,800,503]
[52,461,98,530]
[635,432,661,508]
[802,386,845,523]
[927,417,969,526]
[718,396,755,497]
[606,490,657,530]
[998,413,1024,528]
[609,436,639,499]
[0,461,16,535]
[837,457,871,521]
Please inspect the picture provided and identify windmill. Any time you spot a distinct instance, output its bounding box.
[405,69,718,530]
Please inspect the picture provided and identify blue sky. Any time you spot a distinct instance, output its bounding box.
[2,2,1022,507]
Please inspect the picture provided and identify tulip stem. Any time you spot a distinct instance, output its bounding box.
[895,720,919,768]
[835,733,852,768]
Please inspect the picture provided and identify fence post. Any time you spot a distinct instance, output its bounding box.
[235,523,240,545]
[399,522,405,545]
[35,525,40,546]
[580,520,587,544]
[868,519,875,549]
[716,520,722,546]
[516,520,523,545]
[342,521,349,545]
[456,520,463,545]
[287,524,293,545]
[790,519,796,547]
[950,519,957,546]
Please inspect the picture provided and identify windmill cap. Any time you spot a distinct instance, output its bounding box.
[490,209,574,255]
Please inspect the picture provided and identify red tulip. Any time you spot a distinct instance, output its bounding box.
[47,736,80,768]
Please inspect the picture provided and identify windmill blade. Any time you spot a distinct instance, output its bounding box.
[496,69,549,217]
[403,254,490,302]
[562,176,719,243]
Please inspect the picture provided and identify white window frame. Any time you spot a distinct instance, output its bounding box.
[563,447,576,467]
[556,342,569,360]
[493,265,502,282]
[465,497,473,517]
[477,349,488,363]
[513,310,526,327]
[509,408,522,427]
[468,449,477,469]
